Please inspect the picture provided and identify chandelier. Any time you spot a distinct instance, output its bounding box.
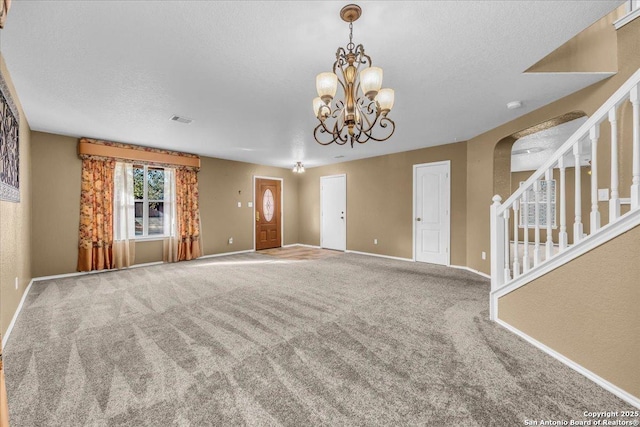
[292,162,305,173]
[313,4,395,148]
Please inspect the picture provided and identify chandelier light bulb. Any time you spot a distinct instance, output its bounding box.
[316,72,338,102]
[312,97,325,118]
[360,66,383,99]
[375,88,395,113]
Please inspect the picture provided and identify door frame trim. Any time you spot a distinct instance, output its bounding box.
[412,160,451,265]
[320,174,347,251]
[253,175,284,251]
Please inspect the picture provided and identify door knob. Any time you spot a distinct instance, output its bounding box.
[416,217,421,221]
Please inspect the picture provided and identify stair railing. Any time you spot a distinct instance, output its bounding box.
[490,68,640,319]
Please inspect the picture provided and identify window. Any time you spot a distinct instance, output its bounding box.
[134,165,166,237]
[519,179,557,228]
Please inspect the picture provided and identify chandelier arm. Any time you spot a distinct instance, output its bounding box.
[314,122,346,146]
[365,116,396,142]
[355,44,372,67]
[333,48,347,73]
[352,101,379,135]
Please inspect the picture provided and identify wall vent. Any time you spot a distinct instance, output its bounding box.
[169,115,193,124]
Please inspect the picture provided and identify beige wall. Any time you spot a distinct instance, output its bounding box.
[498,223,640,398]
[30,133,82,277]
[467,17,640,275]
[0,55,32,338]
[30,132,299,276]
[525,5,625,73]
[198,156,299,255]
[298,142,467,265]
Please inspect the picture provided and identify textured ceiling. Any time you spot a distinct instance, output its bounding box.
[1,1,623,169]
[511,116,590,172]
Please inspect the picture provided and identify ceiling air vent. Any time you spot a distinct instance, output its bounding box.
[169,115,193,124]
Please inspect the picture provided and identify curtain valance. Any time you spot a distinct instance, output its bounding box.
[78,138,200,171]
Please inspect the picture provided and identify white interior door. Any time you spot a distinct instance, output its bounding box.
[321,174,346,251]
[414,162,450,265]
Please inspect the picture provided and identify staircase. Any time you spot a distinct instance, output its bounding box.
[490,67,640,320]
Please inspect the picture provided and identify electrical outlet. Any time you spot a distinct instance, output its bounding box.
[228,237,233,244]
[482,251,486,260]
[374,239,378,245]
[597,188,609,202]
[15,277,18,290]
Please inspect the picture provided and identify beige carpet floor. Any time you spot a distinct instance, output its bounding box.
[4,252,634,426]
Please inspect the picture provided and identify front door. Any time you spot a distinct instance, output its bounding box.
[321,174,346,251]
[414,162,450,265]
[255,178,282,250]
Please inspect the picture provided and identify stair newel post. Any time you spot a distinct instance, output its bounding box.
[522,191,530,273]
[609,108,620,221]
[590,125,601,234]
[558,154,568,250]
[545,168,553,260]
[573,142,584,243]
[533,180,541,267]
[503,207,511,283]
[512,200,520,279]
[631,85,640,209]
[490,195,505,296]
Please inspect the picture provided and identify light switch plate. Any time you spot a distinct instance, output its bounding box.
[598,188,609,202]
[237,202,242,208]
[248,202,253,208]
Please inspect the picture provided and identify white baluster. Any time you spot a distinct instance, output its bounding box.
[490,195,505,296]
[522,191,530,273]
[545,168,553,260]
[609,108,620,220]
[533,180,541,267]
[573,142,584,243]
[558,155,568,250]
[512,201,520,278]
[590,126,601,233]
[503,208,511,283]
[631,85,640,209]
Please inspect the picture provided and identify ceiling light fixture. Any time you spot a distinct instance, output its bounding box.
[292,162,305,173]
[312,4,395,148]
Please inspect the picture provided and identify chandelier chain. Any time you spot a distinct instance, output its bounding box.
[347,22,355,52]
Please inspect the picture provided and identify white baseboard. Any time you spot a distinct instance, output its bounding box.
[345,250,413,263]
[198,249,254,259]
[495,318,640,409]
[2,279,34,349]
[449,264,491,279]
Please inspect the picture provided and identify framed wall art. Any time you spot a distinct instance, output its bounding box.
[0,70,19,203]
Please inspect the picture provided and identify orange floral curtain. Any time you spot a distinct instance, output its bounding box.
[77,158,115,271]
[175,168,202,261]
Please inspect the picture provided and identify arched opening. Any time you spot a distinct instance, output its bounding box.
[493,111,588,201]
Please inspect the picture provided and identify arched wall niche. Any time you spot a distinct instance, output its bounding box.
[492,111,588,200]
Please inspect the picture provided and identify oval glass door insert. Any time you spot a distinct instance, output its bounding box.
[263,189,274,222]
